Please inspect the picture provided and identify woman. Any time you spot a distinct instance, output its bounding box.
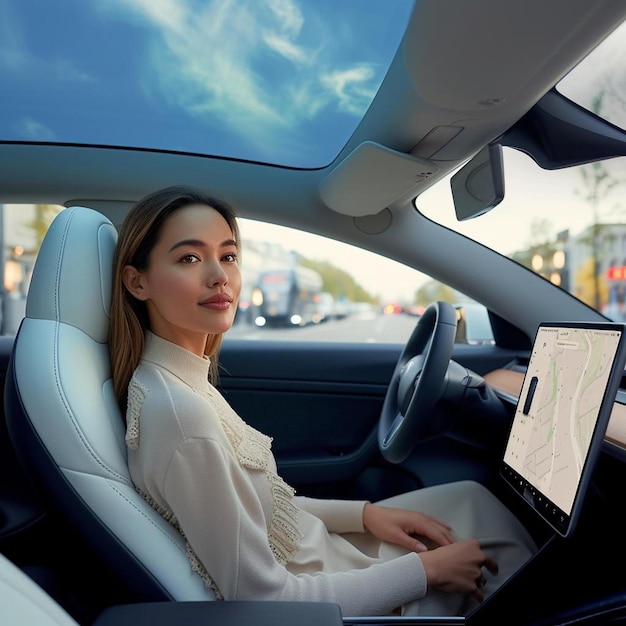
[109,185,537,617]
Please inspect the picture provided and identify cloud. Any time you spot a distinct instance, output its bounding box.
[14,118,56,141]
[262,32,308,65]
[0,1,95,85]
[105,0,188,36]
[108,0,383,155]
[266,0,303,36]
[320,65,377,116]
[0,3,29,71]
[50,58,94,84]
[261,0,307,64]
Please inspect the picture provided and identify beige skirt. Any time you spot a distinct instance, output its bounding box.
[371,480,537,616]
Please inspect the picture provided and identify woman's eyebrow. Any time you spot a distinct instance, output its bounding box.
[168,238,237,253]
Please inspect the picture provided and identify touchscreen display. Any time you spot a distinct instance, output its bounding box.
[501,321,626,536]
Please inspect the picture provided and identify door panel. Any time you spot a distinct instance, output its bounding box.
[218,338,520,500]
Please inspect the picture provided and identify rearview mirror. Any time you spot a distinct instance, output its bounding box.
[451,144,504,221]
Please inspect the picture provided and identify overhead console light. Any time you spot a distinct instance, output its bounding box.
[319,141,439,217]
[451,143,505,221]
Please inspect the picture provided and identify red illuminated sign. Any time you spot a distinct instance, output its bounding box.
[606,266,626,280]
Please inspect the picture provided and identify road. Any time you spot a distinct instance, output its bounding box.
[226,310,419,344]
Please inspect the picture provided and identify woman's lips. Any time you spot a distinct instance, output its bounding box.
[200,295,232,310]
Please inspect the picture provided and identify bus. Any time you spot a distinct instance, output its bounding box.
[250,266,323,327]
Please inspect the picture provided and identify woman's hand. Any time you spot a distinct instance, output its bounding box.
[418,539,498,603]
[362,504,498,603]
[362,503,456,553]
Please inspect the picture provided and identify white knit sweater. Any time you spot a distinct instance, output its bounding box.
[125,332,426,616]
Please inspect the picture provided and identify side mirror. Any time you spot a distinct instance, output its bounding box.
[451,144,504,221]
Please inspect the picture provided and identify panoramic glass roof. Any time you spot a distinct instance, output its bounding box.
[0,0,414,168]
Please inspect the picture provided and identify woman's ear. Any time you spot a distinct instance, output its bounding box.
[122,265,148,301]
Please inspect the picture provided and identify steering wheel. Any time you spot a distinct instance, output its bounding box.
[378,301,457,463]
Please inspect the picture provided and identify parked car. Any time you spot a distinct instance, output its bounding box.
[1,1,626,625]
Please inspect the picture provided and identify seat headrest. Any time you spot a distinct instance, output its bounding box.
[26,206,117,344]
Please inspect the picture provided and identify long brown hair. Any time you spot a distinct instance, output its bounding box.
[109,185,241,411]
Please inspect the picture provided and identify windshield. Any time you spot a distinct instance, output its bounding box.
[418,20,626,321]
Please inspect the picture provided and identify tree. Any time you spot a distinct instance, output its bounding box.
[575,91,625,309]
[23,204,63,254]
[300,258,376,304]
[527,217,554,248]
[575,256,609,308]
[413,281,456,307]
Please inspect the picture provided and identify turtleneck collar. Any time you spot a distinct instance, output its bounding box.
[141,331,212,392]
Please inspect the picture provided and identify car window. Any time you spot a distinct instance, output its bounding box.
[0,205,493,345]
[229,218,493,344]
[0,203,62,335]
[418,20,626,323]
[418,148,626,323]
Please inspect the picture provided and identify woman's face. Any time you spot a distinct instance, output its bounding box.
[123,203,241,355]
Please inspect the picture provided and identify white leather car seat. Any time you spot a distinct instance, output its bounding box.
[0,551,80,626]
[4,206,215,603]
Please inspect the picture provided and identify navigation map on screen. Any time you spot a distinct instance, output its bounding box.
[501,321,626,536]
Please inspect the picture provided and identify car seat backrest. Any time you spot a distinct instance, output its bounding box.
[0,551,81,626]
[4,206,214,603]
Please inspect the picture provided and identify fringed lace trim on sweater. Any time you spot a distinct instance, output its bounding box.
[136,487,224,599]
[125,375,144,450]
[267,472,303,564]
[201,386,304,564]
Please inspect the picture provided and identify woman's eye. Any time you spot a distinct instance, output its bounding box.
[223,253,238,263]
[181,253,200,264]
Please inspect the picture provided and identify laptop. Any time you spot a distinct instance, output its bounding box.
[501,321,626,537]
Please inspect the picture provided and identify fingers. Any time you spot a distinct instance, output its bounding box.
[423,514,454,536]
[472,558,497,603]
[364,505,455,550]
[470,573,487,603]
[409,528,454,552]
[471,588,485,603]
[426,522,456,544]
[410,524,456,551]
[393,530,430,554]
[413,539,429,553]
[484,556,498,576]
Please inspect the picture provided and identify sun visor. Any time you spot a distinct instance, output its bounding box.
[319,141,439,217]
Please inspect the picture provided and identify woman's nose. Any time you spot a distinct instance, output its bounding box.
[206,260,228,286]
